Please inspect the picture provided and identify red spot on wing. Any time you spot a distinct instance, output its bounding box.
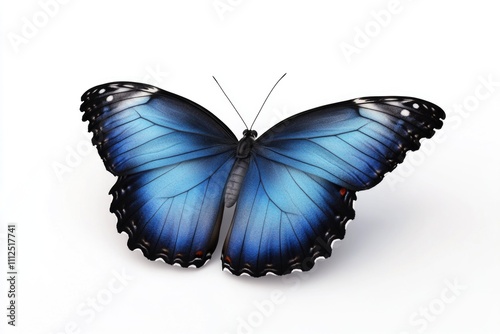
[339,187,347,196]
[224,256,232,264]
[195,250,203,257]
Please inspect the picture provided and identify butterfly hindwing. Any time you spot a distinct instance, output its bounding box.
[222,156,356,276]
[80,82,238,267]
[110,152,234,266]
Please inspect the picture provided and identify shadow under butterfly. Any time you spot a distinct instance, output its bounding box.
[80,74,445,277]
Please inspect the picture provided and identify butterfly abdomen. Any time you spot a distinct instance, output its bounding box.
[224,157,251,208]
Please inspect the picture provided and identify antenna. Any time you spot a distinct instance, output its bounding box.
[212,76,249,129]
[249,73,287,130]
[212,73,287,130]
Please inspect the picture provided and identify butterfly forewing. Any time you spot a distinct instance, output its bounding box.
[255,96,445,190]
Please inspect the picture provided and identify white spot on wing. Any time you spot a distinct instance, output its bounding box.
[413,103,419,109]
[401,109,410,117]
[106,95,114,102]
[99,88,106,94]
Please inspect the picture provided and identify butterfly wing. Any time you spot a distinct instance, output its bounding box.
[256,96,444,190]
[80,82,237,267]
[222,156,356,276]
[222,96,445,276]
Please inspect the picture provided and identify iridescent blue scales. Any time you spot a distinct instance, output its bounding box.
[80,82,445,277]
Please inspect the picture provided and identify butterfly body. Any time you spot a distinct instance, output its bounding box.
[225,129,257,207]
[80,81,445,277]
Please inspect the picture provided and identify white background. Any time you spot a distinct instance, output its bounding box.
[1,0,499,333]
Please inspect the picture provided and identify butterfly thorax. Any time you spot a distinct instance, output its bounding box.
[236,129,257,158]
[224,130,257,208]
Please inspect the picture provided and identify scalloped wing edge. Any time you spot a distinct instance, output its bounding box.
[221,193,357,277]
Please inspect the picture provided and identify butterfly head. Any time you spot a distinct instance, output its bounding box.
[243,129,258,139]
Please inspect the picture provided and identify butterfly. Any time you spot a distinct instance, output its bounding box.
[80,78,445,277]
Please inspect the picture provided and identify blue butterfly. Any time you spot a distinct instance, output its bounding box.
[80,78,445,277]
